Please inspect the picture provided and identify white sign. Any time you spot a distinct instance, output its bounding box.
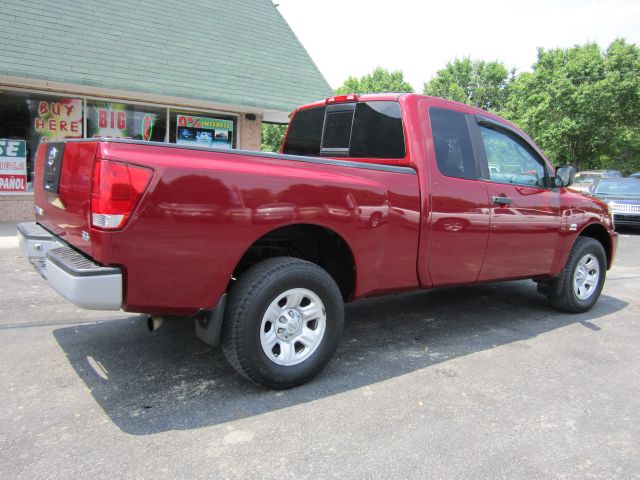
[0,139,27,193]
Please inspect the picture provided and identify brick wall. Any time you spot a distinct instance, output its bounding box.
[0,195,35,221]
[239,114,263,151]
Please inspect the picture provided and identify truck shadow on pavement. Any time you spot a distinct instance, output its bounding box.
[53,280,627,435]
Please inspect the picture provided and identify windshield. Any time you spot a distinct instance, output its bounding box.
[593,180,640,195]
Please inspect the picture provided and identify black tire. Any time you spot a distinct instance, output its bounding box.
[221,257,344,389]
[547,237,606,313]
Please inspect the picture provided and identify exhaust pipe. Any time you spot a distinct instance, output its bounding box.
[147,315,164,332]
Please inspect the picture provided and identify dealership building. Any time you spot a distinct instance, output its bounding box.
[0,0,332,220]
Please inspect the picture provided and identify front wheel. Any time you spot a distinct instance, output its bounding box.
[221,257,344,389]
[547,237,606,313]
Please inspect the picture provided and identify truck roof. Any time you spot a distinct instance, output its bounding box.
[294,93,505,120]
[294,92,406,112]
[289,93,547,170]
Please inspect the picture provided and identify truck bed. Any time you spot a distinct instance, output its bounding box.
[32,139,421,314]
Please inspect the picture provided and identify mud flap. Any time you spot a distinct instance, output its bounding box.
[195,294,226,347]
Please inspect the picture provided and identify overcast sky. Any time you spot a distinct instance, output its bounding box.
[276,0,640,91]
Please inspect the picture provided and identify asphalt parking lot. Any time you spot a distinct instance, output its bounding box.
[1,222,639,479]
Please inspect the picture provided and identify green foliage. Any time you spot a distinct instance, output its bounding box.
[261,123,287,152]
[336,67,413,94]
[423,57,514,112]
[503,39,640,172]
[599,39,640,173]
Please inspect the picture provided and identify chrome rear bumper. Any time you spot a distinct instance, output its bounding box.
[17,222,63,277]
[17,222,122,310]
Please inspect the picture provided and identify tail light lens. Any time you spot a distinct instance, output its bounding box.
[90,159,152,230]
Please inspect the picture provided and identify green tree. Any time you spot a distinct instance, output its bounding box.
[599,39,640,173]
[424,57,514,112]
[504,39,640,172]
[336,67,413,94]
[261,122,287,152]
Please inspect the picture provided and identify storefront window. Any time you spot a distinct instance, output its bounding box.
[0,91,239,193]
[169,110,236,149]
[86,101,166,142]
[33,98,83,141]
[0,91,83,191]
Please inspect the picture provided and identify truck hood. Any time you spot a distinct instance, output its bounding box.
[563,188,610,215]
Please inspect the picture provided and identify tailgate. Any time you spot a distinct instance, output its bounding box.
[34,141,99,257]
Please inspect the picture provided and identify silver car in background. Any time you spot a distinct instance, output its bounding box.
[571,170,622,193]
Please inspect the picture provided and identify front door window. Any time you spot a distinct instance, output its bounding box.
[479,126,548,187]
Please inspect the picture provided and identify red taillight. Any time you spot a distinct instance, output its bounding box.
[326,94,359,104]
[90,159,152,230]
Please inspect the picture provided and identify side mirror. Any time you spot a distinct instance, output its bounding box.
[554,166,575,188]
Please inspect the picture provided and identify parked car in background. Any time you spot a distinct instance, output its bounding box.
[571,170,622,193]
[629,172,640,179]
[590,178,640,228]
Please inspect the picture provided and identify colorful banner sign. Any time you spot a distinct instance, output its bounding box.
[33,98,83,142]
[176,114,233,149]
[87,102,159,141]
[0,139,27,193]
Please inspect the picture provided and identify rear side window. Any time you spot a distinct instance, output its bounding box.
[429,108,478,180]
[282,101,405,159]
[282,106,326,156]
[350,102,405,158]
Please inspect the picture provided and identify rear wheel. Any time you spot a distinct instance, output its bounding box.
[547,237,606,313]
[221,257,344,389]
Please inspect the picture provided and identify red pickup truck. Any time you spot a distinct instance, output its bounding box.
[18,93,617,389]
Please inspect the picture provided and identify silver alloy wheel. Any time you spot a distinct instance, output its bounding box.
[573,253,601,300]
[260,288,327,366]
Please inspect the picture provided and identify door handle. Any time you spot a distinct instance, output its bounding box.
[492,195,513,206]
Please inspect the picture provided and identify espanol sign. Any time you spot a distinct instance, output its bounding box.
[0,139,28,193]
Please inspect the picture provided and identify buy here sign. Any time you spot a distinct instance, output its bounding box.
[0,139,27,193]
